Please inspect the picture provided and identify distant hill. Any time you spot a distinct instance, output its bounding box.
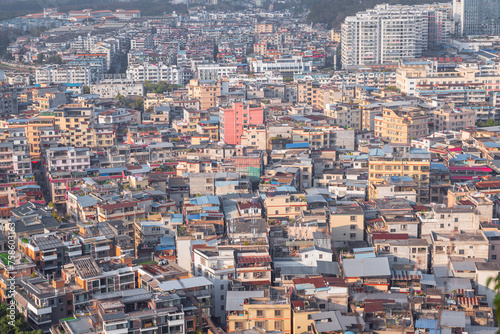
[302,0,440,29]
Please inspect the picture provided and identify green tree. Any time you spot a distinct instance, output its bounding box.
[83,86,90,94]
[485,119,498,127]
[46,55,63,64]
[2,50,12,61]
[35,53,44,64]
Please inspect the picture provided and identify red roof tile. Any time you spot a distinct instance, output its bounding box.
[292,277,326,288]
[238,256,272,264]
[372,232,409,240]
[242,280,271,286]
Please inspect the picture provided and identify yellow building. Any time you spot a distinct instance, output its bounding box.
[226,288,291,333]
[2,115,55,160]
[330,205,364,245]
[330,29,341,43]
[368,145,430,203]
[374,106,429,143]
[297,81,329,110]
[187,79,221,110]
[264,192,308,220]
[52,102,96,147]
[292,305,319,334]
[396,60,500,97]
[255,23,274,34]
[241,125,267,150]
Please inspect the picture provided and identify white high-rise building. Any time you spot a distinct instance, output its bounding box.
[341,4,453,69]
[453,0,500,36]
[126,62,182,84]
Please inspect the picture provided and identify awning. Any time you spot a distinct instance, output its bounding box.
[242,280,271,286]
[457,297,479,306]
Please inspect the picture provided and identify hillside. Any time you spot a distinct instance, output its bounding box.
[302,0,441,29]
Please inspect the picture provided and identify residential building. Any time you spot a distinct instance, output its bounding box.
[330,205,364,246]
[219,103,264,145]
[374,106,429,143]
[341,4,430,68]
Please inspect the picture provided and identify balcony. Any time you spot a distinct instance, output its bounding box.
[68,250,82,257]
[42,253,58,261]
[95,245,110,252]
[168,319,184,327]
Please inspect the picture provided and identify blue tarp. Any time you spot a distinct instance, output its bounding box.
[286,142,310,149]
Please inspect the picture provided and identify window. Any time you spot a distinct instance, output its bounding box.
[221,305,225,311]
[350,233,356,239]
[304,254,308,259]
[257,310,264,318]
[220,284,224,290]
[440,224,444,228]
[454,218,459,222]
[350,216,356,221]
[308,326,312,332]
[493,255,497,260]
[350,224,356,230]
[221,295,224,300]
[255,322,265,329]
[274,321,282,330]
[319,254,323,259]
[275,310,282,317]
[459,249,465,255]
[492,245,496,251]
[235,322,244,330]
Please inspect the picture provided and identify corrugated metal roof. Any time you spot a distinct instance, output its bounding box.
[343,257,390,278]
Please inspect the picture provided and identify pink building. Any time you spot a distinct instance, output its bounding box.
[220,103,264,145]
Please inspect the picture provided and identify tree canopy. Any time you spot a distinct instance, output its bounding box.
[0,303,42,334]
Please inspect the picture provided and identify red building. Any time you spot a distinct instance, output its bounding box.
[220,102,264,145]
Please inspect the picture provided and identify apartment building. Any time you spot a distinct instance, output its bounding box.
[92,288,185,334]
[241,125,267,150]
[193,248,235,326]
[35,65,95,85]
[297,81,328,109]
[126,62,182,85]
[429,231,489,265]
[18,234,65,277]
[374,106,429,143]
[4,116,55,160]
[453,0,500,36]
[368,145,430,203]
[433,107,475,132]
[374,237,430,271]
[197,63,237,81]
[324,104,362,130]
[219,103,264,145]
[226,288,291,333]
[0,85,18,116]
[53,103,97,147]
[255,23,274,33]
[250,55,313,76]
[396,60,500,96]
[264,192,308,220]
[46,147,91,173]
[188,79,221,110]
[418,206,480,236]
[341,4,429,68]
[91,79,144,98]
[330,206,364,246]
